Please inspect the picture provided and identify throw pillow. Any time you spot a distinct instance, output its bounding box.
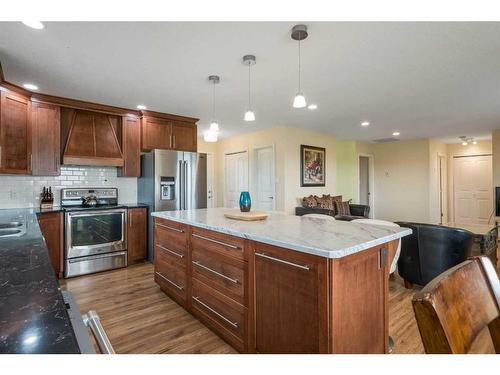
[335,200,352,216]
[320,194,335,210]
[315,195,332,209]
[302,195,318,208]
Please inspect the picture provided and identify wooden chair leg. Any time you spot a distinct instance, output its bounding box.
[404,279,414,289]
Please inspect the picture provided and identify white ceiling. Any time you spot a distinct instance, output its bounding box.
[1,22,500,143]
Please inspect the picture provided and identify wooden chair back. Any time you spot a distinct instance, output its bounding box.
[412,256,500,353]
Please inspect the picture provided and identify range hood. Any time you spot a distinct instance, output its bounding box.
[63,110,124,167]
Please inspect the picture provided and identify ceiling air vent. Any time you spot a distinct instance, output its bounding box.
[372,137,400,143]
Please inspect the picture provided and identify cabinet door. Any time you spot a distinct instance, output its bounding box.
[127,207,147,263]
[252,241,329,353]
[118,115,141,177]
[37,212,63,278]
[171,121,197,151]
[0,91,30,174]
[31,102,60,176]
[141,117,171,150]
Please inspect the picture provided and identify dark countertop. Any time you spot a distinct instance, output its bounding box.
[0,208,80,354]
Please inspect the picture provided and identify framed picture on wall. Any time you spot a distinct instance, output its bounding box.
[300,145,326,187]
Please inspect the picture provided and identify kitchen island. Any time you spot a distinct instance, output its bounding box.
[151,208,411,354]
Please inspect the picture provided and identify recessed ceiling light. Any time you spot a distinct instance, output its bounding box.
[23,83,38,91]
[361,121,370,127]
[136,105,147,110]
[392,131,400,136]
[307,104,318,110]
[22,21,44,30]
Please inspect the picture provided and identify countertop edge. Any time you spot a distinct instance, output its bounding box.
[151,212,411,259]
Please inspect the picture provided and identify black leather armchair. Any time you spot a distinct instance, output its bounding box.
[395,222,474,288]
[295,204,370,221]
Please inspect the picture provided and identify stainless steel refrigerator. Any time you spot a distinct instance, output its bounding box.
[138,149,207,260]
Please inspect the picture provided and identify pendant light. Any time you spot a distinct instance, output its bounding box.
[204,75,220,142]
[242,55,256,121]
[291,24,308,108]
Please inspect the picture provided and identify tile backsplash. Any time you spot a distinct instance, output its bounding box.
[0,166,137,209]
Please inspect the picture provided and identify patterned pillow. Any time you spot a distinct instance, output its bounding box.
[335,200,352,216]
[302,195,318,208]
[315,195,332,210]
[332,195,343,204]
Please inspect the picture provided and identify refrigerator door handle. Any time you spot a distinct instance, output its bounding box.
[184,161,188,210]
[179,160,184,210]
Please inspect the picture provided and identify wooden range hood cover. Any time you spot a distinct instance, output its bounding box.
[63,110,124,167]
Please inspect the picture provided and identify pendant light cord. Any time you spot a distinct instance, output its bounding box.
[248,63,251,108]
[212,80,216,120]
[298,38,301,92]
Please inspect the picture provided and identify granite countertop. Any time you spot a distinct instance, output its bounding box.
[0,208,79,354]
[152,208,412,259]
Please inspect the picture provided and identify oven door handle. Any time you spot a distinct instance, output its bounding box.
[67,209,128,218]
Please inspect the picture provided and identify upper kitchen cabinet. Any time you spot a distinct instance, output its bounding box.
[141,112,198,152]
[31,101,60,176]
[171,121,197,151]
[118,115,141,177]
[0,91,31,174]
[61,108,124,167]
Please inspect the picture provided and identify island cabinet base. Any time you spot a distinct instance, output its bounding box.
[153,217,397,354]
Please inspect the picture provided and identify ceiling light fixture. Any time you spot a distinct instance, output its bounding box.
[204,75,220,142]
[308,104,318,110]
[22,21,44,30]
[243,55,256,122]
[291,24,308,108]
[392,131,400,136]
[462,141,468,146]
[459,135,476,146]
[136,104,147,110]
[361,121,370,127]
[23,83,38,91]
[473,140,477,145]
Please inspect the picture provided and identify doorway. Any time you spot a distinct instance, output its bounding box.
[453,155,493,225]
[254,145,276,210]
[358,154,374,217]
[224,151,249,208]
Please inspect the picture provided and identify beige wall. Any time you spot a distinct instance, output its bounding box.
[370,139,431,222]
[493,130,500,190]
[199,126,338,214]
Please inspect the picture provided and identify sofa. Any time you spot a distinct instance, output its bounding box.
[395,222,474,288]
[295,194,370,221]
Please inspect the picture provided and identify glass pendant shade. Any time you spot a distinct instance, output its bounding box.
[244,110,255,122]
[209,121,219,132]
[203,130,218,143]
[293,93,307,108]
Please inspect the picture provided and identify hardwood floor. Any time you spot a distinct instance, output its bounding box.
[62,262,428,354]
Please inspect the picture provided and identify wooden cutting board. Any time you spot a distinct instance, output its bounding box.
[223,210,268,221]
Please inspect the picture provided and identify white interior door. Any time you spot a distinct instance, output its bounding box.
[225,151,249,208]
[255,146,275,210]
[453,155,493,225]
[438,155,447,224]
[206,153,215,208]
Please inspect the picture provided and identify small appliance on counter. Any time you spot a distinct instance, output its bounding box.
[40,186,54,209]
[61,188,127,278]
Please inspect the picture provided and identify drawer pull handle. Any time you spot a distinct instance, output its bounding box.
[192,260,239,284]
[192,233,241,250]
[255,252,310,271]
[155,271,184,290]
[156,223,184,233]
[156,244,184,258]
[192,296,239,329]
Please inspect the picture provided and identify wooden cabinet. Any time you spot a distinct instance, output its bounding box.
[127,207,147,264]
[0,91,31,174]
[118,115,141,177]
[37,212,64,278]
[142,116,197,152]
[31,102,60,176]
[171,121,197,151]
[252,241,329,353]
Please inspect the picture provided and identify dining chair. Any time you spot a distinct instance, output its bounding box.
[412,256,500,353]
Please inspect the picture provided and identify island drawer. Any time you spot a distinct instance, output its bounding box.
[191,246,247,306]
[155,257,188,307]
[191,279,246,352]
[155,242,187,267]
[154,218,188,255]
[191,227,246,261]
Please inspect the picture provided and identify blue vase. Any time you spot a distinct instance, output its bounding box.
[239,191,251,212]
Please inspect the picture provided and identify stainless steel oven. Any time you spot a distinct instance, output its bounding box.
[65,208,127,278]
